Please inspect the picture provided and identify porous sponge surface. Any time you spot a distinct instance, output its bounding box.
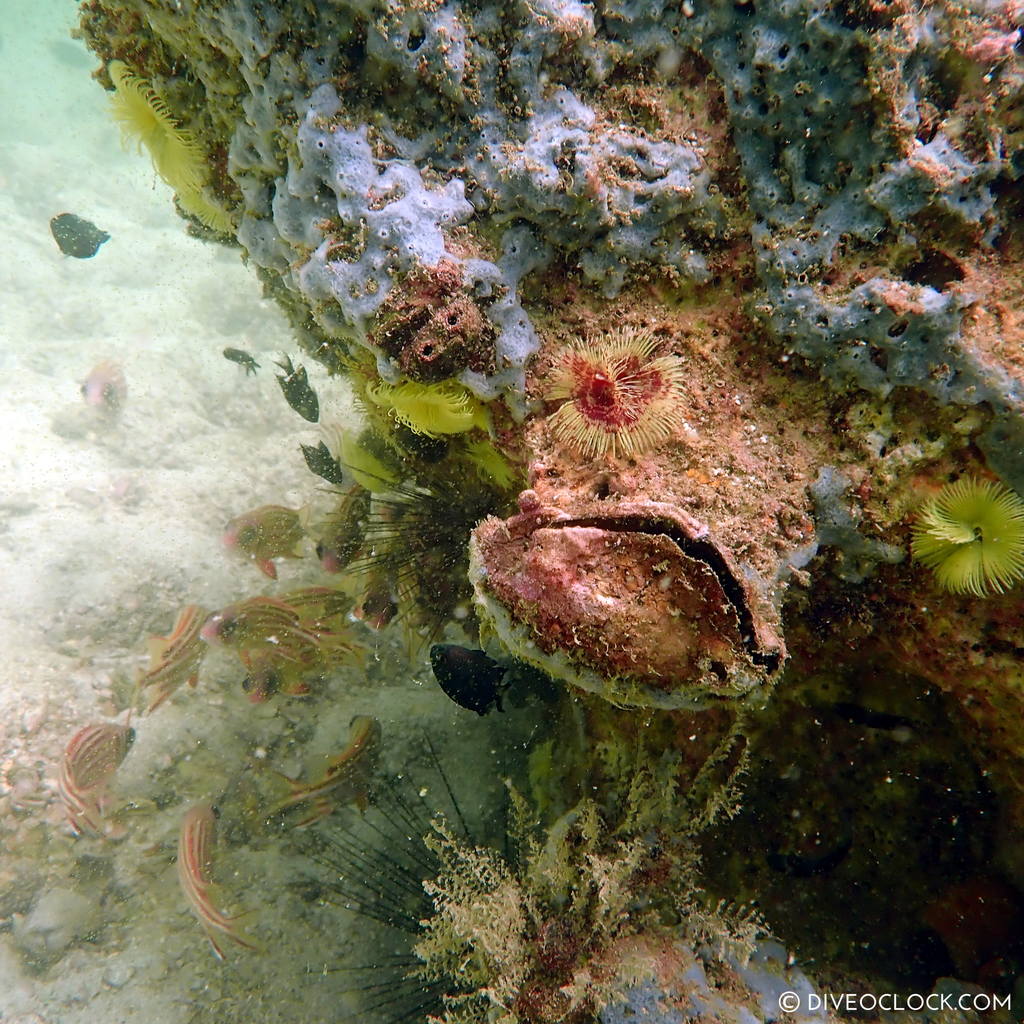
[684,2,1019,481]
[92,0,1023,460]
[599,0,1020,482]
[134,0,733,405]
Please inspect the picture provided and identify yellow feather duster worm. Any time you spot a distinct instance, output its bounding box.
[364,380,491,438]
[108,61,233,233]
[109,61,205,191]
[912,477,1024,596]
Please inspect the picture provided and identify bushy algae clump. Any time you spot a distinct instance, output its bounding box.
[415,800,653,1024]
[413,760,761,1024]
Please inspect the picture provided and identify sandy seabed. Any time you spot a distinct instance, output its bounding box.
[0,5,509,1021]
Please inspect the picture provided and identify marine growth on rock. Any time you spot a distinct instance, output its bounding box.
[55,0,1024,1019]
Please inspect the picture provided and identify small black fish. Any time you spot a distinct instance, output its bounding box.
[223,347,260,375]
[275,356,319,423]
[394,423,449,462]
[301,441,346,486]
[50,213,110,259]
[429,644,507,716]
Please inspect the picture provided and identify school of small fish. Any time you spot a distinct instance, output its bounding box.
[50,375,507,961]
[202,589,362,701]
[54,494,390,958]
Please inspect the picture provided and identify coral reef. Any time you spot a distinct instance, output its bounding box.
[59,0,1024,1020]
[76,0,1024,449]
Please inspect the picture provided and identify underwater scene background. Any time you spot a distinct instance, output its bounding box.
[2,0,1024,1022]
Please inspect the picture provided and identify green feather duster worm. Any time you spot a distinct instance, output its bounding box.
[912,477,1024,596]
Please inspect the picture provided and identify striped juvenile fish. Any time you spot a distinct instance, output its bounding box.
[313,486,371,574]
[204,595,362,702]
[222,504,305,579]
[240,634,363,703]
[201,596,319,663]
[138,605,209,712]
[240,651,309,703]
[272,715,380,827]
[58,721,135,835]
[177,803,257,959]
[278,586,351,628]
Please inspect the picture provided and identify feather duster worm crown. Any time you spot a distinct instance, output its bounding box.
[108,61,233,234]
[364,380,490,438]
[912,476,1024,596]
[108,61,206,193]
[546,327,687,459]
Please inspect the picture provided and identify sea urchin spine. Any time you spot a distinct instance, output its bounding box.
[546,327,686,459]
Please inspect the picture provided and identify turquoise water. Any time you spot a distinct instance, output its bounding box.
[0,5,514,1021]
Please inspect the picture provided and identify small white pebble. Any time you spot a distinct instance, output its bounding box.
[104,962,135,989]
[21,707,46,735]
